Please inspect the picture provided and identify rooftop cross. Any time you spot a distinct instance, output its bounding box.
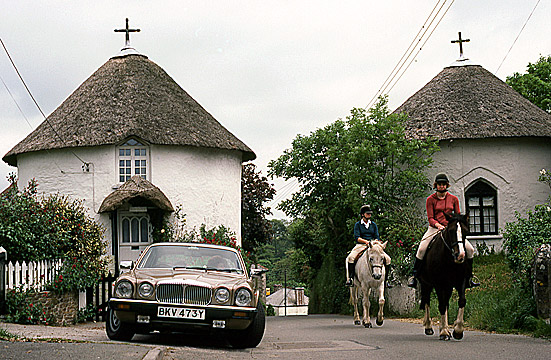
[114,18,140,48]
[451,32,470,59]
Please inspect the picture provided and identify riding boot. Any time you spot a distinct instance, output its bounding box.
[407,258,424,288]
[465,258,480,288]
[345,262,355,287]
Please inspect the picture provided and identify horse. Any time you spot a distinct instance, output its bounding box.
[418,212,469,340]
[349,240,390,328]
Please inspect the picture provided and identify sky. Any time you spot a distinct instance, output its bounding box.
[1,1,550,218]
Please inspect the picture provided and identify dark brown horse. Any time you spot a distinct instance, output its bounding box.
[418,212,469,340]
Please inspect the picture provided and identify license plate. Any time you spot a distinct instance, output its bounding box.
[157,306,206,320]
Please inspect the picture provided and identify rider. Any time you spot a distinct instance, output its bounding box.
[407,173,479,288]
[345,205,391,287]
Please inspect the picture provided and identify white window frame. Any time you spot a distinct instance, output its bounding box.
[119,212,152,246]
[117,138,150,183]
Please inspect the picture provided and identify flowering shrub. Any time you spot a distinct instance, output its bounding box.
[0,176,108,293]
[5,287,56,325]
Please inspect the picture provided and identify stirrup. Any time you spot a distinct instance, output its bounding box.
[407,277,417,288]
[467,277,480,288]
[345,278,354,287]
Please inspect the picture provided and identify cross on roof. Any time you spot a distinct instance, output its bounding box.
[114,18,140,48]
[451,32,470,58]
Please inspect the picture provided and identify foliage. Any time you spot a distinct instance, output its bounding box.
[502,169,551,287]
[506,55,551,113]
[0,176,108,293]
[241,163,276,253]
[268,97,439,312]
[172,223,252,271]
[75,303,98,324]
[5,287,56,325]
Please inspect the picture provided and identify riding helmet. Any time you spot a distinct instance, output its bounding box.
[359,205,373,215]
[434,173,449,183]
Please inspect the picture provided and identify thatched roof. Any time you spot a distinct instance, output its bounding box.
[3,54,255,166]
[98,175,174,213]
[394,64,551,140]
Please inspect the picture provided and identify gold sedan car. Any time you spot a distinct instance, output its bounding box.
[106,242,265,348]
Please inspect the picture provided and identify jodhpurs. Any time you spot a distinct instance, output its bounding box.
[415,226,474,260]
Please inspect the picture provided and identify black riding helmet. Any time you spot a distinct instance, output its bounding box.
[359,205,373,216]
[434,173,450,190]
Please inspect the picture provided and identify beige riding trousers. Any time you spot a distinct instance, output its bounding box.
[415,226,474,260]
[346,244,391,264]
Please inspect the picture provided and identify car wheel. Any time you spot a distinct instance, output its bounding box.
[227,302,266,349]
[106,307,135,341]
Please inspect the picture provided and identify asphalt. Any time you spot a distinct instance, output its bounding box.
[0,321,164,360]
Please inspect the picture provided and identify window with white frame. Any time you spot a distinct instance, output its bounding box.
[118,139,148,183]
[465,180,498,235]
[120,214,151,244]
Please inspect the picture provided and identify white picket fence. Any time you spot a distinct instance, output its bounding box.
[5,259,63,291]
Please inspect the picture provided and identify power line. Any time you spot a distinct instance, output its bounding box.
[495,0,542,75]
[1,37,87,165]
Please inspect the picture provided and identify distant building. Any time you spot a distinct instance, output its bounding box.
[2,21,255,267]
[266,287,309,316]
[394,54,551,252]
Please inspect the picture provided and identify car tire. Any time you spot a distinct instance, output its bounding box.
[106,307,135,341]
[227,302,266,349]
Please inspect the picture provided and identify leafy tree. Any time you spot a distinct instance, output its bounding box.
[506,55,551,113]
[241,163,276,253]
[268,97,439,312]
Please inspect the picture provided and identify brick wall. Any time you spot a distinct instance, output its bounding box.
[28,291,79,326]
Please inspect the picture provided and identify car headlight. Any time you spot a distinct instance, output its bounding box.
[235,288,252,306]
[214,287,230,304]
[114,280,133,298]
[138,282,154,298]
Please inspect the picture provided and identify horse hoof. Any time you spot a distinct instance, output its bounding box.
[376,318,383,326]
[363,322,372,328]
[439,334,451,341]
[425,328,434,336]
[354,320,361,326]
[452,330,464,340]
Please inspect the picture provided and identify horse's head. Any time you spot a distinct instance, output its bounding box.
[443,212,470,264]
[366,241,387,280]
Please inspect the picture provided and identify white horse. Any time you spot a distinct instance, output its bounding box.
[349,240,390,327]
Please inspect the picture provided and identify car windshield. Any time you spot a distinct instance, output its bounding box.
[137,245,244,274]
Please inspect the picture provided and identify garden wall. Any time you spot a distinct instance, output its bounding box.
[27,291,78,326]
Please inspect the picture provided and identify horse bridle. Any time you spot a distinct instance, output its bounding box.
[439,222,465,258]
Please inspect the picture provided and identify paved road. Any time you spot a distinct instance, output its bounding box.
[2,315,551,359]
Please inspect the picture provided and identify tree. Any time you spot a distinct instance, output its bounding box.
[268,97,439,312]
[241,163,276,254]
[506,55,551,113]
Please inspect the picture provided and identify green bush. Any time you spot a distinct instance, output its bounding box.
[5,287,56,325]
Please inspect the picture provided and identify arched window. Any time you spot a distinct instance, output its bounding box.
[117,138,149,183]
[465,180,498,235]
[121,215,151,244]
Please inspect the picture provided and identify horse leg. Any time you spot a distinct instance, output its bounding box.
[437,289,452,340]
[453,289,467,339]
[350,287,361,325]
[362,287,372,328]
[423,304,433,335]
[376,283,385,326]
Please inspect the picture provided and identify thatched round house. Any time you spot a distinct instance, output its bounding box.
[394,57,551,251]
[3,44,255,265]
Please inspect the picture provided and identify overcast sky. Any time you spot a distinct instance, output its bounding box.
[1,1,550,217]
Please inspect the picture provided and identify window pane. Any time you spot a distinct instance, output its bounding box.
[127,139,138,146]
[141,149,146,156]
[135,160,140,167]
[126,149,131,156]
[140,219,149,242]
[141,160,146,167]
[468,197,479,207]
[122,219,130,243]
[131,219,139,243]
[483,196,494,207]
[126,168,131,174]
[135,149,140,156]
[119,149,125,156]
[119,175,125,182]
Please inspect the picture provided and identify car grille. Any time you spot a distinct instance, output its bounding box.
[156,284,212,305]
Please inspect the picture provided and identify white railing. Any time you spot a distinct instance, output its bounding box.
[5,259,63,291]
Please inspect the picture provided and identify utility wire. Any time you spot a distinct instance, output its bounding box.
[1,37,87,165]
[495,0,541,75]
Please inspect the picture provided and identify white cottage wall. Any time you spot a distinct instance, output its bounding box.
[431,137,551,233]
[150,145,243,244]
[15,144,244,256]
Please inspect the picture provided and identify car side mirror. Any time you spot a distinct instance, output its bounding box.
[250,268,268,277]
[120,260,134,273]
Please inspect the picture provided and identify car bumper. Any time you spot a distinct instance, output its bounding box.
[109,298,257,331]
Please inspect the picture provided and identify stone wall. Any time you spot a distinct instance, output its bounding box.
[28,291,78,326]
